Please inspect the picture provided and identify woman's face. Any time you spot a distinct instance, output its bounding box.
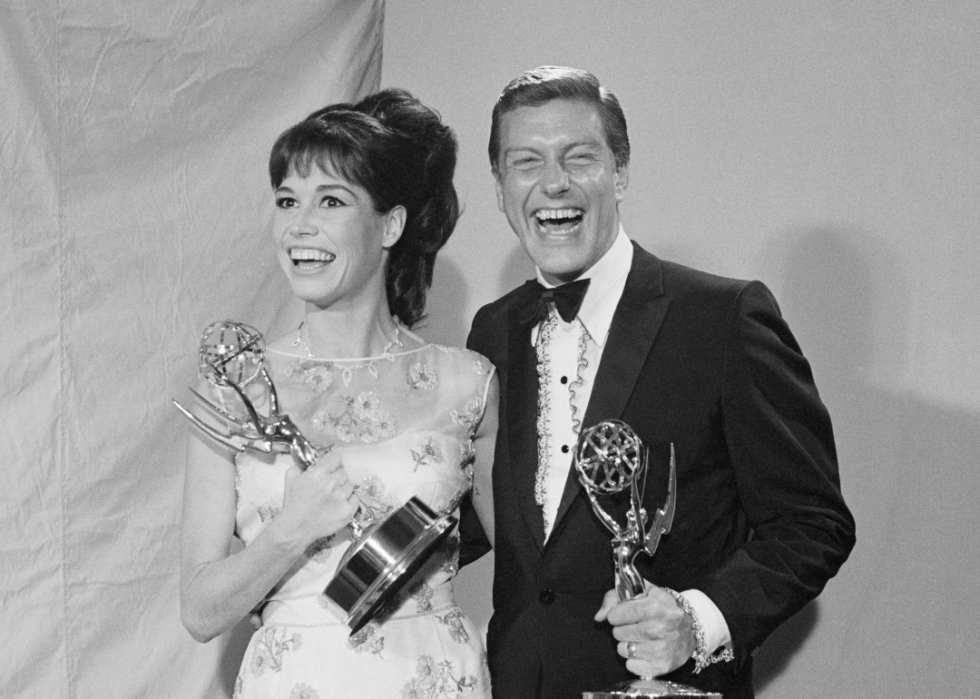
[272,163,403,310]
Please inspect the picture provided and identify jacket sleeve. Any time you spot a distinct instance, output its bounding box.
[698,281,856,661]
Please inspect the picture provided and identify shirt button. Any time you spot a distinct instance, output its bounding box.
[560,376,568,384]
[561,445,569,454]
[539,589,555,605]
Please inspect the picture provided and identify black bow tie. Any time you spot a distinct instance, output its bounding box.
[518,278,591,326]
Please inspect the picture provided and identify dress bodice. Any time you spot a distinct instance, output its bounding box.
[224,342,495,623]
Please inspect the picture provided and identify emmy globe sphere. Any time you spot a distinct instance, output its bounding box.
[198,320,266,388]
[575,419,645,495]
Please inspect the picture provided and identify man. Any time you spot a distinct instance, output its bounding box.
[460,66,855,699]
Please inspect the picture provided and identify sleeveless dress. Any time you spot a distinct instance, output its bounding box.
[226,342,495,699]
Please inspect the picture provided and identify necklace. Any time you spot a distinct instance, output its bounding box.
[292,319,404,360]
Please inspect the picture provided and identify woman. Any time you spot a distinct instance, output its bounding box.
[180,89,497,698]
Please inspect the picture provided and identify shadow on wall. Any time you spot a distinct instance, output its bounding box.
[419,241,536,347]
[753,228,980,695]
[416,256,472,346]
[496,243,537,297]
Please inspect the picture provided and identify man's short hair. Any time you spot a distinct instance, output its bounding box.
[488,66,630,175]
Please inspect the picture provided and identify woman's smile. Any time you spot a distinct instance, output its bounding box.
[288,246,337,273]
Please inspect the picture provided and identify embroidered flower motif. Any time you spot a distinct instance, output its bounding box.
[400,655,478,698]
[233,674,243,699]
[249,627,302,676]
[303,364,334,393]
[329,392,396,443]
[257,505,281,523]
[305,535,335,563]
[411,580,434,613]
[367,411,397,443]
[409,362,439,391]
[471,359,490,376]
[411,436,444,472]
[283,359,335,393]
[436,608,471,644]
[358,475,387,501]
[450,398,484,432]
[354,392,380,415]
[290,684,319,699]
[334,420,355,443]
[347,624,385,657]
[353,476,395,526]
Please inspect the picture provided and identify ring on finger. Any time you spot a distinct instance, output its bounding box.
[626,641,638,660]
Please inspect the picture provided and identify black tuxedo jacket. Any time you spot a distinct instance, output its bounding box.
[460,242,855,699]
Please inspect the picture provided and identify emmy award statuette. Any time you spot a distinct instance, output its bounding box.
[575,420,720,699]
[173,321,455,634]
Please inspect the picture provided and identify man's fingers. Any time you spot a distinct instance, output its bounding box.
[594,588,621,622]
[605,594,653,626]
[606,585,682,627]
[618,641,681,679]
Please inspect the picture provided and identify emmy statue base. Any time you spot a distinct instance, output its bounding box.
[584,677,720,699]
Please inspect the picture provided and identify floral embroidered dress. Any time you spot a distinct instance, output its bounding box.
[229,342,494,699]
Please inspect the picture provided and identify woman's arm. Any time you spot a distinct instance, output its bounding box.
[469,373,499,548]
[179,429,357,642]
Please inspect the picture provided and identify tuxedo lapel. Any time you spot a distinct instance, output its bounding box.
[550,245,671,533]
[506,284,547,550]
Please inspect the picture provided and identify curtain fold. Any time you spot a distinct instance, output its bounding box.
[0,1,383,696]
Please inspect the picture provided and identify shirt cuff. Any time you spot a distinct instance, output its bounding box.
[679,589,732,655]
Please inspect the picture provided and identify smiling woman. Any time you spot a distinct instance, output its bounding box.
[271,166,402,313]
[178,89,499,699]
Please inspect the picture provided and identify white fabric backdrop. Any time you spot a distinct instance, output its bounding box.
[0,1,382,696]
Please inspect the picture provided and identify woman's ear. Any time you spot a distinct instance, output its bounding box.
[382,206,407,249]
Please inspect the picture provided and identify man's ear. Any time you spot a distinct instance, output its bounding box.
[382,205,407,248]
[614,161,629,202]
[494,170,506,212]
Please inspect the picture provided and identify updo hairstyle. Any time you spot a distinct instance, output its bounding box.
[269,88,460,328]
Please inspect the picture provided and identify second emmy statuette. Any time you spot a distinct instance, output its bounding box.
[574,420,720,699]
[173,320,455,634]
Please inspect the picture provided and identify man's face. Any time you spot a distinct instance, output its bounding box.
[494,99,628,285]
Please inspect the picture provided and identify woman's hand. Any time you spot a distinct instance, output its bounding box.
[180,438,358,643]
[273,452,359,552]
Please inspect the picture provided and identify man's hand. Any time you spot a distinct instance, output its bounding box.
[594,583,696,678]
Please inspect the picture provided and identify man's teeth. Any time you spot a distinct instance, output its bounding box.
[535,209,583,225]
[289,248,335,263]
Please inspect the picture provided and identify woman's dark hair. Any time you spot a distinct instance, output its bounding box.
[488,66,630,175]
[268,88,459,328]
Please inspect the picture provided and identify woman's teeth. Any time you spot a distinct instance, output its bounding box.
[289,248,335,267]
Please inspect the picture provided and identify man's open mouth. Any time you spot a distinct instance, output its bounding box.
[534,208,584,232]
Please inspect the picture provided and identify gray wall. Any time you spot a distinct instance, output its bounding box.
[383,2,980,697]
